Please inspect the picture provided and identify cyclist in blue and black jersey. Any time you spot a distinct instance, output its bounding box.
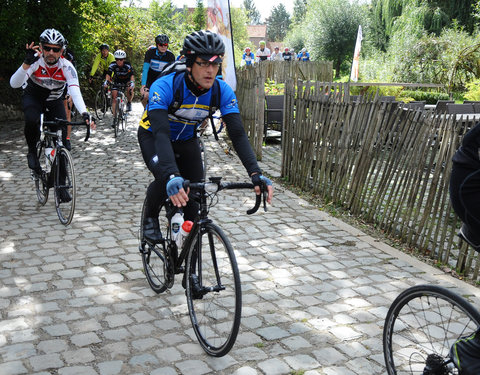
[137,30,274,242]
[140,34,176,108]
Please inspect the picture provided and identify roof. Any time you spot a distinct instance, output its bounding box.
[246,25,267,39]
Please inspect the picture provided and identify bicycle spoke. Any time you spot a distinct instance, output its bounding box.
[186,223,241,357]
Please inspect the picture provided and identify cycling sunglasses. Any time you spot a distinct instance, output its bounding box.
[115,58,125,61]
[157,43,168,47]
[42,45,62,53]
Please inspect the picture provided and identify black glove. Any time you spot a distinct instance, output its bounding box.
[24,49,40,65]
[251,173,262,188]
[82,112,91,123]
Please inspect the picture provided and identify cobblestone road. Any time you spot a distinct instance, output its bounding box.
[1,103,480,375]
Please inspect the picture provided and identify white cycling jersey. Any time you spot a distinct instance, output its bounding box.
[10,55,87,114]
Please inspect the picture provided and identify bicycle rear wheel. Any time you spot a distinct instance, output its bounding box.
[185,222,241,357]
[53,148,76,225]
[383,284,480,375]
[95,89,107,120]
[140,199,170,294]
[34,140,49,205]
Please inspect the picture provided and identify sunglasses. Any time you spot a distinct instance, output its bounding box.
[157,43,168,47]
[195,61,220,68]
[115,58,124,61]
[42,45,62,53]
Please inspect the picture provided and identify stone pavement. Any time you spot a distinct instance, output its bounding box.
[1,103,480,375]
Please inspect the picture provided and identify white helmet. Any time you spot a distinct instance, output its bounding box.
[114,50,126,59]
[40,28,65,46]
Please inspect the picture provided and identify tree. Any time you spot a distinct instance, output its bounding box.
[266,4,291,41]
[305,0,364,78]
[192,0,206,30]
[370,0,476,52]
[292,0,307,25]
[230,7,251,66]
[243,0,261,25]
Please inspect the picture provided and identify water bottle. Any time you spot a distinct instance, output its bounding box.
[44,147,54,173]
[176,220,193,249]
[171,211,184,243]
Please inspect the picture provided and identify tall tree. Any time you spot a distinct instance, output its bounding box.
[370,0,476,51]
[266,4,291,41]
[292,0,307,25]
[243,0,261,25]
[306,0,364,78]
[192,0,206,30]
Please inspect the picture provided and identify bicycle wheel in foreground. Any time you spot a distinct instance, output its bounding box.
[54,148,76,225]
[185,222,241,357]
[95,90,107,120]
[140,200,170,294]
[34,141,49,205]
[383,284,480,375]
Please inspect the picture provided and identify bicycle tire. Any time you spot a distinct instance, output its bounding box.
[140,199,170,294]
[185,222,241,357]
[113,97,120,138]
[53,148,76,225]
[118,96,125,134]
[383,284,480,375]
[34,140,49,205]
[95,89,107,120]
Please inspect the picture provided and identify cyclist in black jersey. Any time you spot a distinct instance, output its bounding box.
[138,30,274,242]
[104,49,135,118]
[140,34,176,108]
[9,28,95,199]
[450,123,480,251]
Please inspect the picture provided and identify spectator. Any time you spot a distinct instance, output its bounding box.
[256,40,270,62]
[298,48,310,61]
[240,47,255,67]
[282,47,293,61]
[270,46,283,61]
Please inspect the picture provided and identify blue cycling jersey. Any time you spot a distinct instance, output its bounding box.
[147,72,240,141]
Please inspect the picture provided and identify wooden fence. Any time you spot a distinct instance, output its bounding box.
[282,79,480,280]
[235,60,333,159]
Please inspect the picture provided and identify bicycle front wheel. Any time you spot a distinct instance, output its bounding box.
[95,90,107,120]
[383,284,480,375]
[53,148,76,225]
[140,199,170,294]
[185,222,241,357]
[34,140,49,205]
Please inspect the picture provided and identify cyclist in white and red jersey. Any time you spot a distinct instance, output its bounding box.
[9,28,95,177]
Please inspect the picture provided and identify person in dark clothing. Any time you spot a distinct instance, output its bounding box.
[449,122,480,250]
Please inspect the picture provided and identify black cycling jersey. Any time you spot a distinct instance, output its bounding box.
[143,48,175,88]
[107,61,135,84]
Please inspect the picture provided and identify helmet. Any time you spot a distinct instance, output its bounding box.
[114,50,126,59]
[155,34,169,45]
[245,47,250,52]
[40,29,65,46]
[182,30,225,57]
[99,43,109,51]
[285,47,289,51]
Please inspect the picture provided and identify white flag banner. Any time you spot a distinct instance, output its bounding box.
[207,0,236,91]
[350,25,363,82]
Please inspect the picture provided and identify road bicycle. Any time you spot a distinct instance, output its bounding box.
[139,177,267,357]
[112,84,128,138]
[32,114,90,225]
[383,284,480,374]
[94,82,112,120]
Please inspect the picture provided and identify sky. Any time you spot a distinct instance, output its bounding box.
[133,0,294,22]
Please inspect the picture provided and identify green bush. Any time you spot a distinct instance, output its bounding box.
[400,90,450,104]
[464,79,480,101]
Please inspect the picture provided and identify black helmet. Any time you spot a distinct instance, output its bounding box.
[181,30,225,57]
[40,29,65,46]
[99,43,109,51]
[155,34,169,45]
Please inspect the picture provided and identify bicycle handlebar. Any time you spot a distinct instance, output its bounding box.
[184,179,266,215]
[42,117,92,142]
